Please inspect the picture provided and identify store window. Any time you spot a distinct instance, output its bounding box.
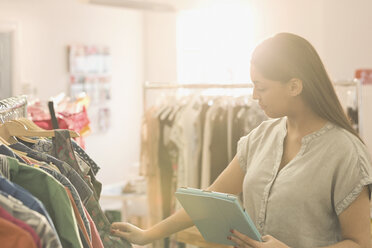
[176,2,255,85]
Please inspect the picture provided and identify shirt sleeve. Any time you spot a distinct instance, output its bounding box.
[333,145,372,216]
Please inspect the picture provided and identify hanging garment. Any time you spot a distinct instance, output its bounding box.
[18,138,130,248]
[139,106,164,248]
[0,155,83,248]
[0,173,56,232]
[200,102,221,189]
[229,105,248,159]
[83,206,104,248]
[0,144,27,164]
[170,97,203,189]
[71,139,100,175]
[15,140,130,248]
[0,192,62,248]
[0,206,41,248]
[37,166,91,241]
[158,112,179,248]
[44,131,130,247]
[0,216,37,248]
[209,106,229,184]
[9,142,94,205]
[51,130,102,199]
[65,187,93,248]
[84,194,132,248]
[26,134,102,200]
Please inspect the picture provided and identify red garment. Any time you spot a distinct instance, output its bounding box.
[30,106,89,134]
[83,205,104,248]
[0,217,37,248]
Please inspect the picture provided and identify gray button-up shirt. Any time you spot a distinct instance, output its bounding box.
[237,117,372,248]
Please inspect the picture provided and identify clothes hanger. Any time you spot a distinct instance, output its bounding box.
[0,122,18,144]
[0,120,79,144]
[16,118,45,131]
[0,136,10,146]
[11,149,41,164]
[11,119,47,144]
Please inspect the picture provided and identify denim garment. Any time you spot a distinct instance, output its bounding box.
[51,131,102,199]
[50,131,130,247]
[0,155,83,248]
[38,165,91,241]
[29,136,102,199]
[0,191,62,248]
[9,142,93,204]
[0,144,26,163]
[71,139,100,175]
[13,138,130,247]
[65,187,92,248]
[29,139,91,171]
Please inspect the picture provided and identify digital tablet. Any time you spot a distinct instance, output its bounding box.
[175,187,262,245]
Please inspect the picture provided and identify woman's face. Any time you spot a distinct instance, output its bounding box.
[250,65,292,118]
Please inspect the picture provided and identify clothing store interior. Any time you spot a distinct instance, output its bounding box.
[0,0,372,247]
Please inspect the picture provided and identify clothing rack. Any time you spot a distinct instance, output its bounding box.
[333,79,362,135]
[143,82,254,112]
[143,82,254,89]
[0,96,27,123]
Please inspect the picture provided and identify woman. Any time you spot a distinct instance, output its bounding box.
[111,33,372,248]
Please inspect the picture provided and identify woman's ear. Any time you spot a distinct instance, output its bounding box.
[287,78,303,96]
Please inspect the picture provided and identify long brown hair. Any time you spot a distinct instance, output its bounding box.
[251,33,362,142]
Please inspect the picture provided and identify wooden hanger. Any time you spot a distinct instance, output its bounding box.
[0,136,10,146]
[12,149,41,164]
[16,118,45,131]
[0,120,79,144]
[11,119,46,144]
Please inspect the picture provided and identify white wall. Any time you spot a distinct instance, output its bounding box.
[143,11,177,83]
[244,0,372,80]
[0,0,144,185]
[322,0,372,81]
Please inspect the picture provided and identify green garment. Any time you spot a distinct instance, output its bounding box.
[6,156,83,248]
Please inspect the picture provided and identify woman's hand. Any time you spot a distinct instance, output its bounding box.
[229,230,289,248]
[110,222,150,245]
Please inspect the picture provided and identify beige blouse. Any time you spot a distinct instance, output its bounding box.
[237,117,372,248]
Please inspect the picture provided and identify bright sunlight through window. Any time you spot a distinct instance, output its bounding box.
[176,2,255,85]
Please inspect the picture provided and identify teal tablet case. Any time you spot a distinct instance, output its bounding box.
[175,187,262,246]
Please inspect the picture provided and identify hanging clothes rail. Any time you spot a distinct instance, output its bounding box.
[143,82,254,112]
[143,82,254,89]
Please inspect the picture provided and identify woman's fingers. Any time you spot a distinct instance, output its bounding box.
[111,222,130,231]
[261,235,271,242]
[230,229,261,248]
[111,229,130,239]
[111,222,122,230]
[229,235,252,248]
